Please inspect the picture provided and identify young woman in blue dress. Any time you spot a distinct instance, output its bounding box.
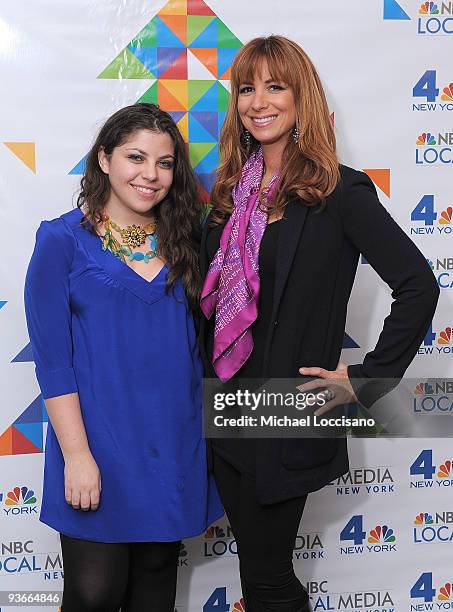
[25,103,223,612]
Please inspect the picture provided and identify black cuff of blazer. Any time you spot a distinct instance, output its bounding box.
[347,364,400,411]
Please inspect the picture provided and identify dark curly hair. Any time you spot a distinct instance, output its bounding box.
[77,103,203,309]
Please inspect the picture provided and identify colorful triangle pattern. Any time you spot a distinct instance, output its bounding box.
[73,0,242,181]
[0,395,48,456]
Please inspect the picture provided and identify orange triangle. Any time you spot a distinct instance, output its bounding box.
[363,168,390,198]
[190,48,217,78]
[11,426,42,455]
[0,427,13,456]
[159,15,187,45]
[159,0,187,15]
[219,66,231,80]
[177,113,189,142]
[159,80,188,110]
[3,142,36,173]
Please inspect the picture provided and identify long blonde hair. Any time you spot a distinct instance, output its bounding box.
[211,35,340,221]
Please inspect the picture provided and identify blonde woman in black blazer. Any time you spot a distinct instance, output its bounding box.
[199,35,439,612]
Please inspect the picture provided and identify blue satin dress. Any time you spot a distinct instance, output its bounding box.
[24,208,223,543]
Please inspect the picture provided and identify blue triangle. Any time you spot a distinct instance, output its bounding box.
[191,82,218,112]
[197,172,215,193]
[194,144,218,174]
[0,301,6,310]
[128,45,157,75]
[190,18,218,49]
[14,423,43,451]
[191,111,218,139]
[383,0,411,20]
[11,342,34,363]
[69,154,87,175]
[156,16,185,48]
[218,111,227,135]
[218,48,238,78]
[15,396,43,424]
[360,255,369,265]
[189,114,217,142]
[343,333,360,349]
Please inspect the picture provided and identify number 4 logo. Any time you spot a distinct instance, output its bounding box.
[413,71,440,102]
[411,573,436,602]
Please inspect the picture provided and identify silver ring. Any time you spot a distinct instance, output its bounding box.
[322,388,336,402]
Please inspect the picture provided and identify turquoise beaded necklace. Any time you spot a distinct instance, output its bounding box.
[101,217,158,264]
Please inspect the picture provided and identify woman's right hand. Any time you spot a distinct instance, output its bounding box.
[64,450,101,511]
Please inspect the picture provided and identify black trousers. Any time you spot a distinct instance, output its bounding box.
[212,451,310,612]
[60,534,181,612]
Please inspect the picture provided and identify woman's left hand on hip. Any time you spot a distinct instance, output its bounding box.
[297,362,358,416]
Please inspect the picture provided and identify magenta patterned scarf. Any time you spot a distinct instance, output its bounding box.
[200,147,278,382]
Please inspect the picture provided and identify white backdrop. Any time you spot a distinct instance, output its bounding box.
[0,1,452,610]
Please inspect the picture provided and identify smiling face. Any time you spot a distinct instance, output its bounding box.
[237,59,297,148]
[98,128,175,219]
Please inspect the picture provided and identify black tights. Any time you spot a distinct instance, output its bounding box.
[212,451,310,612]
[60,534,180,612]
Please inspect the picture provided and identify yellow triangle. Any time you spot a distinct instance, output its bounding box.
[177,113,189,142]
[159,0,187,15]
[3,142,36,173]
[160,80,188,110]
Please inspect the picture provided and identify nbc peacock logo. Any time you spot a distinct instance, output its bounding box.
[415,512,433,525]
[416,132,437,145]
[419,322,453,355]
[0,485,38,517]
[232,598,245,612]
[414,382,435,395]
[367,525,396,544]
[204,525,225,538]
[419,1,439,14]
[438,583,453,600]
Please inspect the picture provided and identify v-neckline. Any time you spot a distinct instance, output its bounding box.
[69,208,170,305]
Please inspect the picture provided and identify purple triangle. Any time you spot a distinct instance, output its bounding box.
[157,47,185,77]
[190,112,218,139]
[168,112,186,124]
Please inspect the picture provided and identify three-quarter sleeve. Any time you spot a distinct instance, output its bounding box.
[340,169,439,392]
[24,218,78,399]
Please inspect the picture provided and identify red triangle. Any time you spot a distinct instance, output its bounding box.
[187,0,216,15]
[160,49,188,80]
[197,183,210,204]
[11,426,42,455]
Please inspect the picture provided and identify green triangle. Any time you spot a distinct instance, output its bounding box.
[188,80,216,109]
[217,81,230,112]
[130,18,158,48]
[137,81,158,104]
[187,16,216,46]
[217,20,242,48]
[98,48,154,79]
[189,142,216,168]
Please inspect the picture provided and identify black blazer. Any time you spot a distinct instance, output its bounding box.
[199,165,439,504]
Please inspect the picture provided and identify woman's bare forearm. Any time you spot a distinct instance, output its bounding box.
[44,392,91,459]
